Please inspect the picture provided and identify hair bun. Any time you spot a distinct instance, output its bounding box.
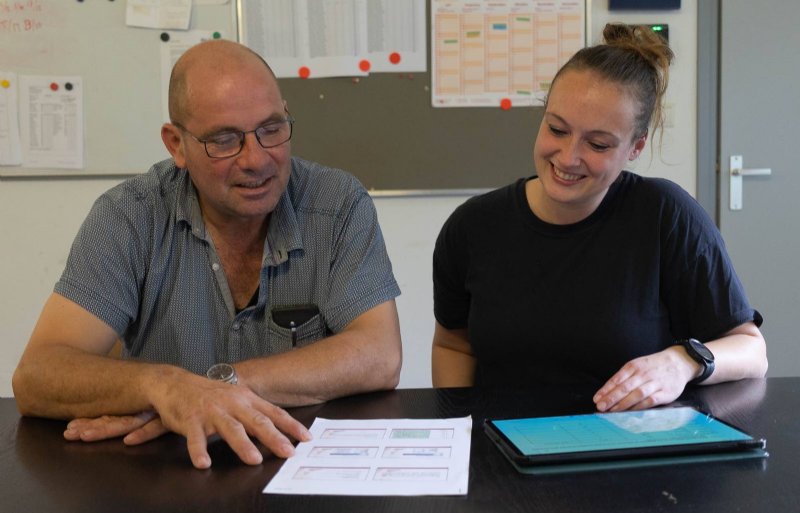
[603,23,674,70]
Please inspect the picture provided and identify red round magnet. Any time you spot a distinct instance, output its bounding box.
[298,66,311,79]
[389,52,401,64]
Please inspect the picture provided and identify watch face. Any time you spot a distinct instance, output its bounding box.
[207,363,235,382]
[688,339,714,361]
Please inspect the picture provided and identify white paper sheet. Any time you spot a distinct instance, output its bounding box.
[160,30,226,122]
[19,75,84,169]
[241,0,368,79]
[431,0,585,108]
[126,0,192,30]
[264,416,471,496]
[0,72,22,166]
[366,0,427,73]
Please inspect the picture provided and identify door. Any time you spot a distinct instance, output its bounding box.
[718,1,800,376]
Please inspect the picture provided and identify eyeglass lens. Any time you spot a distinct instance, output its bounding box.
[205,120,293,158]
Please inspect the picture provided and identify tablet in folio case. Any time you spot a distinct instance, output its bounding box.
[484,406,767,474]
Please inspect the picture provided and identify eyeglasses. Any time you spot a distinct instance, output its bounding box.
[174,114,295,159]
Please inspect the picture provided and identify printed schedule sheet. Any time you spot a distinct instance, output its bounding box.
[264,416,472,496]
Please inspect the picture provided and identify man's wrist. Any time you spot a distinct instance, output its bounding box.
[140,363,189,409]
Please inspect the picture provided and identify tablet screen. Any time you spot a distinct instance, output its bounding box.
[489,407,754,458]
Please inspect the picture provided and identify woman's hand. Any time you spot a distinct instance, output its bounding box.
[593,346,700,412]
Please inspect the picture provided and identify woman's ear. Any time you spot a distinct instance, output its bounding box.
[629,132,648,161]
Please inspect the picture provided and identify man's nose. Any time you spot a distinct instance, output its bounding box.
[235,132,273,168]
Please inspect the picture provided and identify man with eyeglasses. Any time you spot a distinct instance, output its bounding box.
[13,40,402,469]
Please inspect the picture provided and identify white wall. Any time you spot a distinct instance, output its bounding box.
[0,178,114,397]
[591,0,698,196]
[0,2,698,397]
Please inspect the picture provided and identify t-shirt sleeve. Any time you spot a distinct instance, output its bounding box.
[658,182,762,341]
[433,203,471,329]
[54,191,147,337]
[324,187,400,333]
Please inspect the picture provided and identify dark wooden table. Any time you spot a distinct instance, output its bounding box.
[2,377,798,512]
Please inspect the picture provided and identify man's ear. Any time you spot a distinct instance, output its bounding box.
[161,123,187,168]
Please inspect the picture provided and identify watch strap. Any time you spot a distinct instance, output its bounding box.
[678,339,715,385]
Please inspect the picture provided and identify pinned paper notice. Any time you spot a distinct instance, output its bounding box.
[240,0,427,78]
[126,0,192,30]
[19,75,84,169]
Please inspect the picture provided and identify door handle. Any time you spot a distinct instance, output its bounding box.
[730,155,771,210]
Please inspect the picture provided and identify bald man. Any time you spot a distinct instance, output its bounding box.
[13,40,402,469]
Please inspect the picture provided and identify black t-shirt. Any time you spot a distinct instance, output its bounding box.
[433,172,761,387]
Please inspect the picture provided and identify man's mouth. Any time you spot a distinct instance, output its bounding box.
[237,177,270,189]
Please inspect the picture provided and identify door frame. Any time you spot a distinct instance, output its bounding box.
[695,0,720,223]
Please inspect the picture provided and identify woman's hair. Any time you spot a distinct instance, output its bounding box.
[550,23,674,141]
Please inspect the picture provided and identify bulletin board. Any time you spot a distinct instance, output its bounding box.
[277,73,542,192]
[0,0,579,193]
[254,0,554,193]
[0,0,236,178]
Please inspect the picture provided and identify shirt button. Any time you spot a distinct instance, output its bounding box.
[212,263,220,271]
[232,322,240,331]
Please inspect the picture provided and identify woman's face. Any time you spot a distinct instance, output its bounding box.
[531,69,647,224]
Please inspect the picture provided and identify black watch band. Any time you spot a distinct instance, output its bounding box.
[678,338,715,385]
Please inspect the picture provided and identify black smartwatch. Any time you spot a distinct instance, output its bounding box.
[677,338,715,385]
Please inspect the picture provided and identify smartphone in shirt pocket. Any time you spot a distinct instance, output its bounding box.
[271,304,321,347]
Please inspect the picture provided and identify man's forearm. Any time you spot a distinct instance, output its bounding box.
[13,344,179,419]
[237,331,400,407]
[236,301,402,407]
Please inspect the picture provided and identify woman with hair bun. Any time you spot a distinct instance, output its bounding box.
[432,24,767,411]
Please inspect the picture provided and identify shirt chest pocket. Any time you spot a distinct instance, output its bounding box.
[268,305,328,350]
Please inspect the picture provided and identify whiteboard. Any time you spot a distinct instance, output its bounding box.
[0,1,236,177]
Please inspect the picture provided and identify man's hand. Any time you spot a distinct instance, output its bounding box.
[64,373,312,470]
[593,346,700,412]
[64,410,168,444]
[146,372,312,469]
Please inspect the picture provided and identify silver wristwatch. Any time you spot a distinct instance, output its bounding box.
[206,363,238,384]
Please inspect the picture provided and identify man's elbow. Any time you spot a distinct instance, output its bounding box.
[374,336,402,390]
[12,362,39,417]
[385,356,401,390]
[12,350,67,419]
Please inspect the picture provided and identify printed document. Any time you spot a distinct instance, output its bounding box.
[126,0,192,30]
[18,75,84,169]
[432,0,585,107]
[240,0,426,78]
[264,416,471,496]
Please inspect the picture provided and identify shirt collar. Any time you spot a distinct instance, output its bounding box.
[264,170,303,266]
[175,169,208,241]
[174,165,303,266]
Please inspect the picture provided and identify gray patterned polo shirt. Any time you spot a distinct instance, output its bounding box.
[55,157,400,376]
